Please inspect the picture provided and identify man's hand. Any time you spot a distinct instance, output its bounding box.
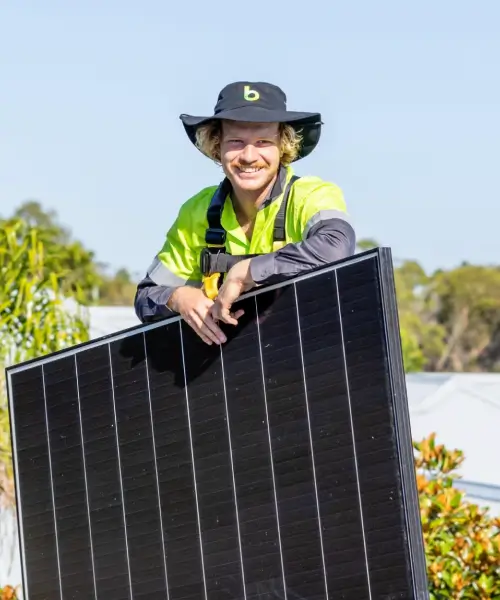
[168,287,226,345]
[211,258,254,325]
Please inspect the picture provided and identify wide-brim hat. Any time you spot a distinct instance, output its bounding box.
[179,81,322,161]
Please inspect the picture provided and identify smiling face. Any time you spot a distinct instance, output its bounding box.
[219,121,281,194]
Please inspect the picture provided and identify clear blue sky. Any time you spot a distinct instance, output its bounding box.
[1,1,499,279]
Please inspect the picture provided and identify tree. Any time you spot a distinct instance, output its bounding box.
[429,265,500,372]
[11,200,71,243]
[0,219,90,364]
[1,202,102,305]
[356,237,380,252]
[394,260,446,372]
[415,434,500,598]
[3,200,141,307]
[98,267,138,306]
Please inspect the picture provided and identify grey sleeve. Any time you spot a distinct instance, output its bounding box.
[249,218,356,287]
[134,255,204,323]
[134,275,178,323]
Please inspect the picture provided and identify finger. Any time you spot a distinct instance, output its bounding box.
[200,321,226,344]
[213,302,244,326]
[187,322,213,345]
[218,305,239,326]
[198,330,215,345]
[185,314,218,345]
[195,310,227,344]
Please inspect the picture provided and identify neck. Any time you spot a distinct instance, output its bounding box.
[231,173,278,222]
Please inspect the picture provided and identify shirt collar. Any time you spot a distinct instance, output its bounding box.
[259,164,290,210]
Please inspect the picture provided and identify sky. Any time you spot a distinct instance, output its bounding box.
[1,0,499,279]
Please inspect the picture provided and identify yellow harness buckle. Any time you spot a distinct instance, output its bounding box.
[203,272,221,300]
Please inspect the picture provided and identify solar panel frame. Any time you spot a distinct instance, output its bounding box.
[5,247,429,600]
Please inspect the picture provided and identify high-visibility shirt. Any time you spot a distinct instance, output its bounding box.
[135,164,355,322]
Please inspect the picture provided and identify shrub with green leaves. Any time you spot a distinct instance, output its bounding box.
[415,434,500,598]
[0,219,89,366]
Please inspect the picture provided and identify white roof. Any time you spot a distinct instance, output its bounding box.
[406,372,500,487]
[88,305,140,339]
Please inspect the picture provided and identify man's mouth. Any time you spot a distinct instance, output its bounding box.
[237,166,264,174]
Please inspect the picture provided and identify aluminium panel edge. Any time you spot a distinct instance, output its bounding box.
[377,247,429,599]
[5,369,30,600]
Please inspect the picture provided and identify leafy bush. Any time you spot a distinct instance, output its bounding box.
[0,219,89,366]
[415,434,500,599]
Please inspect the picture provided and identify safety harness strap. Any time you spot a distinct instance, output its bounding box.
[205,177,232,246]
[200,248,260,276]
[272,174,300,242]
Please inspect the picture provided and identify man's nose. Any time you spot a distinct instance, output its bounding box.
[239,143,259,163]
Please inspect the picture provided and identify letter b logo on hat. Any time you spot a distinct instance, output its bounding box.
[244,85,260,102]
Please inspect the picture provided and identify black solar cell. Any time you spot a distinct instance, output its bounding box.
[77,343,131,598]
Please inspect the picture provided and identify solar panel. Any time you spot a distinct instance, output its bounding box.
[6,248,429,600]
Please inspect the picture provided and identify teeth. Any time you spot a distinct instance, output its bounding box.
[239,167,261,173]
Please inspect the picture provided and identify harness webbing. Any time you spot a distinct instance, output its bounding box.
[201,174,300,276]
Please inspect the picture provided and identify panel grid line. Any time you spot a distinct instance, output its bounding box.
[179,322,208,600]
[41,364,64,600]
[107,343,134,600]
[254,295,288,600]
[220,345,247,600]
[74,355,98,600]
[334,270,373,600]
[293,282,329,600]
[142,332,170,600]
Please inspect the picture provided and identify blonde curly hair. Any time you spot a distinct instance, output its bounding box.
[194,120,303,166]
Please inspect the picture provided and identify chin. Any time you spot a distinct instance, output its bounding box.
[236,178,268,191]
[232,170,274,191]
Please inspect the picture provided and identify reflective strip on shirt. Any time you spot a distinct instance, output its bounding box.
[147,256,201,288]
[302,209,352,239]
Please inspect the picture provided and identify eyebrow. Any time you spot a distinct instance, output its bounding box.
[223,131,279,139]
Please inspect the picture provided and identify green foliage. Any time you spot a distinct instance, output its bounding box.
[395,260,447,372]
[2,201,102,305]
[2,200,137,307]
[97,267,138,306]
[356,237,379,252]
[0,219,90,508]
[393,258,500,373]
[400,325,426,371]
[430,265,500,371]
[0,219,90,365]
[415,434,500,598]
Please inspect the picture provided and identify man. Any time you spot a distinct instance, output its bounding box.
[134,81,356,345]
